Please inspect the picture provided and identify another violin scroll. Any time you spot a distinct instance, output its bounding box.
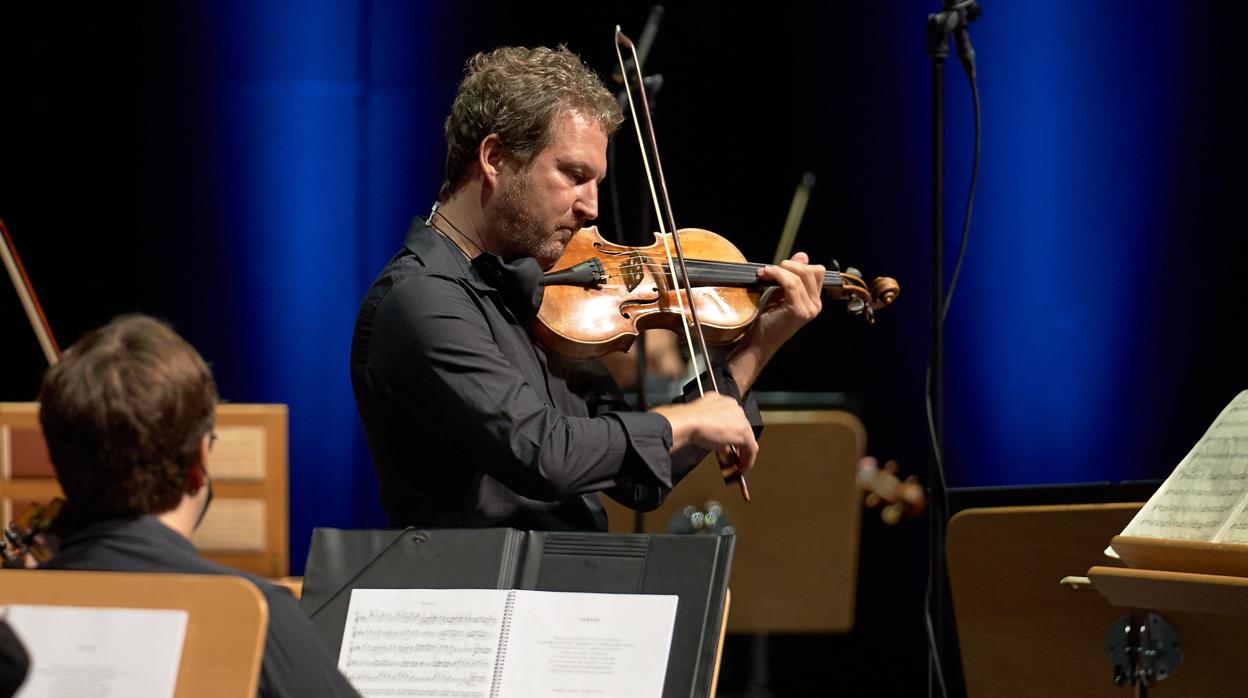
[856,457,925,525]
[1,498,64,568]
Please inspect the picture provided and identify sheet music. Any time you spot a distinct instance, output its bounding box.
[1120,390,1248,542]
[495,591,678,698]
[338,588,507,698]
[2,604,186,698]
[1215,498,1248,544]
[338,589,678,698]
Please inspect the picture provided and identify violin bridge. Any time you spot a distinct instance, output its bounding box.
[622,251,647,292]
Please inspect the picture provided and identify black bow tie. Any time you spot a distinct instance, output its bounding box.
[472,253,545,322]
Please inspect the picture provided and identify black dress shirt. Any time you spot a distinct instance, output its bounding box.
[351,218,761,530]
[41,516,359,698]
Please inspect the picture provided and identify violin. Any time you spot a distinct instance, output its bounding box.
[535,226,898,359]
[857,457,926,525]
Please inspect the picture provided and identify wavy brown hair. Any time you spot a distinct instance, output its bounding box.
[439,45,623,201]
[39,315,217,521]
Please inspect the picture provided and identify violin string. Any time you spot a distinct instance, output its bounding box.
[606,257,844,275]
[598,272,838,287]
[605,260,842,284]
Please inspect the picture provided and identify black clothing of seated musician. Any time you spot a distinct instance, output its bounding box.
[352,46,827,530]
[37,315,359,698]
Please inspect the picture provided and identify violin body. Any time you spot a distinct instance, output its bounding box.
[535,227,761,359]
[534,226,899,360]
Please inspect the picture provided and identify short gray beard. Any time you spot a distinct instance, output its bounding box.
[493,169,577,268]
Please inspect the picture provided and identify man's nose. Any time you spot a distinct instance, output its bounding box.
[574,181,599,221]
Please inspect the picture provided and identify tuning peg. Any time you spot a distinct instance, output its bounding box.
[882,502,903,526]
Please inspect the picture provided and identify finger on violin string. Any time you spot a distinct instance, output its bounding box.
[778,257,823,285]
[768,261,823,314]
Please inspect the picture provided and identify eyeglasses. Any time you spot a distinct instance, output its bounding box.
[209,432,218,450]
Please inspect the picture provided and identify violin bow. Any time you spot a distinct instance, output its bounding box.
[614,28,750,501]
[773,172,815,266]
[1,218,60,365]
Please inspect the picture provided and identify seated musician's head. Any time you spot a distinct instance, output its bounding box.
[38,314,217,537]
[436,45,623,269]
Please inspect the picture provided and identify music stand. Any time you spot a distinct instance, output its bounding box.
[948,503,1246,696]
[602,409,866,632]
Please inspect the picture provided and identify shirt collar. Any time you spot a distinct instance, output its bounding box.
[402,216,545,320]
[58,514,196,553]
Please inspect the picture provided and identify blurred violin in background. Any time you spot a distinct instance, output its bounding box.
[1,498,64,568]
[857,457,926,525]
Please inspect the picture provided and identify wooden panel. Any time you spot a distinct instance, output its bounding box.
[0,569,267,698]
[603,410,865,633]
[208,404,288,578]
[948,504,1245,697]
[8,427,53,477]
[0,402,289,578]
[0,478,61,501]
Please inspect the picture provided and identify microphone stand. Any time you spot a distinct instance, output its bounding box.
[924,2,980,696]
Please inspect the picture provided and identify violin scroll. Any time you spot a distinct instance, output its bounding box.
[857,457,925,525]
[2,498,64,568]
[834,268,900,323]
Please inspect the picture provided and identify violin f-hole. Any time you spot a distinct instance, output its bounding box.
[619,289,662,318]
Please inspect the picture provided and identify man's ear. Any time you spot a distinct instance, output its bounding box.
[478,134,507,189]
[187,433,211,495]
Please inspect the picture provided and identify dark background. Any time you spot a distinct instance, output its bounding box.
[3,2,1245,695]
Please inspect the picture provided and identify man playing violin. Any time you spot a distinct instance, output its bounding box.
[351,45,826,531]
[37,315,360,698]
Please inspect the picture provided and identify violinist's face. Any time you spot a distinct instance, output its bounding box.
[491,110,606,269]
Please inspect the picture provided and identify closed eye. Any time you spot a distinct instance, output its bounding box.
[560,162,603,186]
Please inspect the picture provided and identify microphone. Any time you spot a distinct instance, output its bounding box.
[939,1,981,79]
[928,1,980,78]
[612,5,665,85]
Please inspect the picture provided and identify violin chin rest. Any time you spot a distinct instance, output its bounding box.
[540,258,606,288]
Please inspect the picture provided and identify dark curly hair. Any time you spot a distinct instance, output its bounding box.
[39,314,217,521]
[439,45,624,201]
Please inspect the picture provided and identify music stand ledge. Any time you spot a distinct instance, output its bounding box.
[1087,565,1248,618]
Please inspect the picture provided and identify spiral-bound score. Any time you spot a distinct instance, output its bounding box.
[337,587,678,698]
[487,591,517,698]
